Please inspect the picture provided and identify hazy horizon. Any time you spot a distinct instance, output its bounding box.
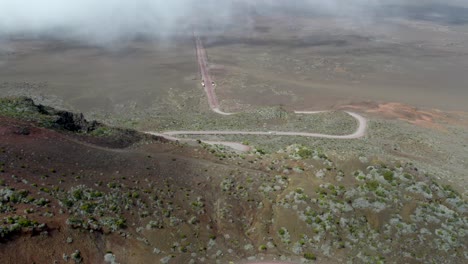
[1,0,468,111]
[1,0,468,45]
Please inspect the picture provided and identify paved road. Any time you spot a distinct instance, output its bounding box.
[146,34,368,151]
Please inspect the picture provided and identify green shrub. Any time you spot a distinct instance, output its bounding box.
[365,180,380,191]
[256,149,266,155]
[295,188,304,194]
[80,202,96,214]
[297,147,312,158]
[383,171,394,182]
[115,218,126,229]
[278,228,286,236]
[63,199,74,208]
[304,253,316,260]
[72,189,83,200]
[318,153,328,160]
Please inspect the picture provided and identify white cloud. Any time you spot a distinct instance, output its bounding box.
[0,0,233,43]
[0,0,467,44]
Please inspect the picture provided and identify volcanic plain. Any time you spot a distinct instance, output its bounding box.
[0,3,467,264]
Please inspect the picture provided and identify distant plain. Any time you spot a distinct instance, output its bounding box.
[1,2,468,121]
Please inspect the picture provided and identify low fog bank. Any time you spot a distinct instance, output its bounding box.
[1,0,468,45]
[252,0,468,25]
[0,0,234,44]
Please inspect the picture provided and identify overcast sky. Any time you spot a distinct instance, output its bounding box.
[1,0,467,44]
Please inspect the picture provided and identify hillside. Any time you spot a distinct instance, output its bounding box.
[0,98,466,264]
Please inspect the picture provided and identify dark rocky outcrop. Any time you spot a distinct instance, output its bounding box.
[1,97,162,148]
[11,97,100,133]
[51,111,98,133]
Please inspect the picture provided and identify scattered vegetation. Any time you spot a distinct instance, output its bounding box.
[0,98,466,263]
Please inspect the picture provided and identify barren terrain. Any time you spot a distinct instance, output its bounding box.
[1,2,468,264]
[0,98,466,264]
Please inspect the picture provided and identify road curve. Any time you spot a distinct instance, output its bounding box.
[145,34,368,152]
[162,111,366,140]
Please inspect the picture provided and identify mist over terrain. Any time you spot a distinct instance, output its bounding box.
[0,2,468,264]
[1,0,468,44]
[0,0,234,43]
[1,0,468,111]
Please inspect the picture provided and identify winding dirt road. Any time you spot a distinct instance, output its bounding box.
[146,35,368,151]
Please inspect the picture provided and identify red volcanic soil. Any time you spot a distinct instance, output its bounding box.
[341,102,468,130]
[0,116,219,263]
[0,117,149,262]
[1,115,298,264]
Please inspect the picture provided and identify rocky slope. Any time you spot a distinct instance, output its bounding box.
[0,98,466,264]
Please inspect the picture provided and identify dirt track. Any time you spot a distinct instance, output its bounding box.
[146,34,368,151]
[162,111,366,138]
